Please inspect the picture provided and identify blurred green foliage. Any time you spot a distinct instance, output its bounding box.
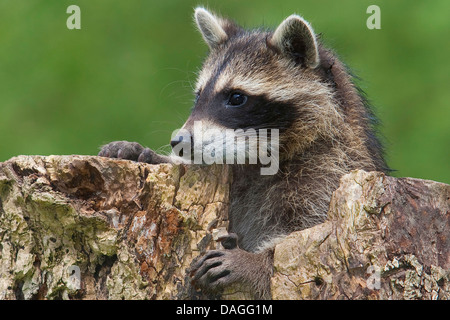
[0,0,449,183]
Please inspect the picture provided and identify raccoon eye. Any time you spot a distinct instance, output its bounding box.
[227,92,248,107]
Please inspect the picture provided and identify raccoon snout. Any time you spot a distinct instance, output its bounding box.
[170,134,193,158]
[170,136,183,149]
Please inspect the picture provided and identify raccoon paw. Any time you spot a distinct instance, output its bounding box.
[189,246,272,299]
[98,141,157,163]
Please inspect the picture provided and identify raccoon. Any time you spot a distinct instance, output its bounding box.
[98,8,389,299]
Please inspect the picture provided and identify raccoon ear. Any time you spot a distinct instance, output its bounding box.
[270,14,320,68]
[194,7,229,49]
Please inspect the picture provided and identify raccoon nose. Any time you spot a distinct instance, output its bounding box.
[171,134,192,148]
[170,136,183,149]
[171,134,193,158]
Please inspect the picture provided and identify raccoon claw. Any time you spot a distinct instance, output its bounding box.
[98,141,160,163]
[189,249,241,293]
[137,147,156,163]
[99,141,143,160]
[189,243,273,299]
[189,233,242,293]
[217,232,238,249]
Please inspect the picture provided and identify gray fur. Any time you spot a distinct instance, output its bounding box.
[99,8,389,299]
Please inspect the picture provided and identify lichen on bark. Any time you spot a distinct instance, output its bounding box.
[271,170,450,300]
[1,156,448,300]
[0,155,230,300]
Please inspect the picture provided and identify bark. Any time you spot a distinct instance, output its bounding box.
[272,170,450,300]
[0,156,448,300]
[0,155,230,299]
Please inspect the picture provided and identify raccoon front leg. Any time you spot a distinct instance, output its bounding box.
[98,140,172,164]
[189,235,274,299]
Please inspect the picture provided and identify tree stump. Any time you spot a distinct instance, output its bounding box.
[0,155,230,299]
[0,156,448,299]
[272,170,450,299]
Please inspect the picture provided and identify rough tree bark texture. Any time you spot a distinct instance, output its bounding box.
[0,155,449,300]
[0,155,230,299]
[272,170,450,300]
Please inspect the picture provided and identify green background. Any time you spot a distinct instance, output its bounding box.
[0,0,449,183]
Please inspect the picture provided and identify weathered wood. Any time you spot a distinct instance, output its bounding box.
[272,170,450,300]
[0,156,448,300]
[0,155,230,299]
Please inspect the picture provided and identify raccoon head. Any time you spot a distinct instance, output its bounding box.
[171,8,341,167]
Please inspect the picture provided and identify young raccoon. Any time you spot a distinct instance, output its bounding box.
[99,8,389,299]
